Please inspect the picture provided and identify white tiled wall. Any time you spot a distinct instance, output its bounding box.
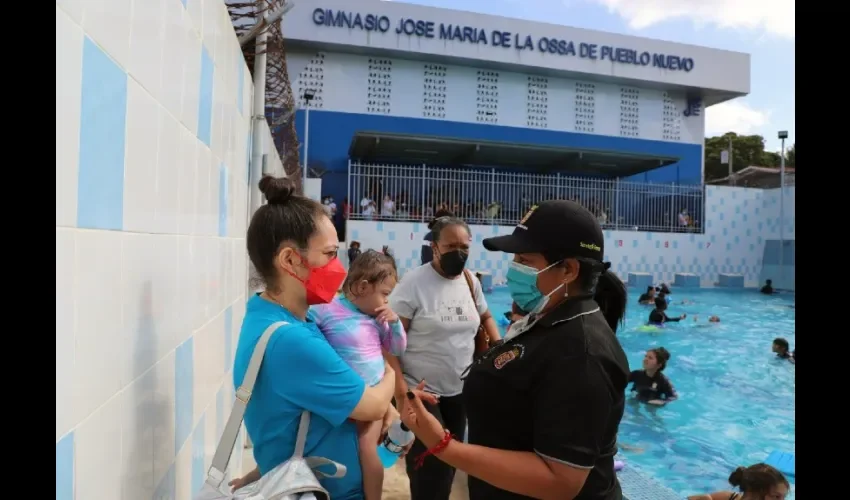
[55,1,274,498]
[348,186,796,288]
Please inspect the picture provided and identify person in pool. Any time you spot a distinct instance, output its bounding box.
[627,347,678,406]
[688,462,789,500]
[648,296,685,325]
[772,338,795,364]
[637,285,656,305]
[760,279,776,295]
[693,315,720,323]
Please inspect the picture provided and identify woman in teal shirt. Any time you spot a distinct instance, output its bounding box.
[231,176,397,499]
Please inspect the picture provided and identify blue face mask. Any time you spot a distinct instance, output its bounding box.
[506,261,564,313]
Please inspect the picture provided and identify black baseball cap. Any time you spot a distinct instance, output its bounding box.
[482,200,604,261]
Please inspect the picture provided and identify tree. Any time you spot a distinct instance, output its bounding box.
[785,143,795,168]
[704,133,796,181]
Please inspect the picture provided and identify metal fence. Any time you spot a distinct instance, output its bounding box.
[348,162,705,233]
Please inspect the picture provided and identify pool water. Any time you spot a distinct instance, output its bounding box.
[487,287,796,499]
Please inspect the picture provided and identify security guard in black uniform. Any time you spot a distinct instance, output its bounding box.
[400,200,630,500]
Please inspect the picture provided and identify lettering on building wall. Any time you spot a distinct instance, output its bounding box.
[683,98,702,117]
[311,8,696,72]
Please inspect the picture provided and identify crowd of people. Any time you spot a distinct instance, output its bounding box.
[226,175,789,500]
[339,188,701,233]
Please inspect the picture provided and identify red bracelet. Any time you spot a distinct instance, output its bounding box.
[414,430,454,470]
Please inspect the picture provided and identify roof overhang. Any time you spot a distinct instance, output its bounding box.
[348,132,678,177]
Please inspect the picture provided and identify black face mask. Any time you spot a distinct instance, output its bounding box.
[438,250,468,277]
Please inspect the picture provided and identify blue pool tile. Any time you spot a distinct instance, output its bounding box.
[218,163,228,237]
[77,37,127,230]
[198,46,214,146]
[192,414,206,493]
[175,338,194,454]
[224,306,233,368]
[56,432,74,500]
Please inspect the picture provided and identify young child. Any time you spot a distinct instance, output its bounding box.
[229,250,407,499]
[772,337,795,364]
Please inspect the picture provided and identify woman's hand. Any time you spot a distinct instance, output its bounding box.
[400,389,447,448]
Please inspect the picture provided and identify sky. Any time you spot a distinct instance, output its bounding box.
[382,0,795,153]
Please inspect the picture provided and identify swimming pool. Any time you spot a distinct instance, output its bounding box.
[487,287,796,499]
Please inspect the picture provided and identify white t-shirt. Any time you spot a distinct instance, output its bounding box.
[390,264,488,397]
[382,199,395,216]
[360,197,371,209]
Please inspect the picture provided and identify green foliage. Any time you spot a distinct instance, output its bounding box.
[704,133,795,181]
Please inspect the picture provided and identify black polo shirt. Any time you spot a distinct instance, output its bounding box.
[462,297,630,500]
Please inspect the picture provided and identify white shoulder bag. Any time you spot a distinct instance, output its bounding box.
[194,321,347,500]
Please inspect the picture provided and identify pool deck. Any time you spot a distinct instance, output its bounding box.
[241,447,685,499]
[618,463,684,500]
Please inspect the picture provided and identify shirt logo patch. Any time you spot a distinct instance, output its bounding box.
[494,346,523,369]
[651,382,658,390]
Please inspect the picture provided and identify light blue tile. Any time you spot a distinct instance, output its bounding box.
[224,306,233,368]
[175,338,194,454]
[192,414,206,493]
[198,47,214,146]
[237,56,244,114]
[56,432,74,500]
[154,463,176,499]
[218,163,228,237]
[77,37,127,230]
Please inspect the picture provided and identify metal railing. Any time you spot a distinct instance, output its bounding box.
[348,162,705,233]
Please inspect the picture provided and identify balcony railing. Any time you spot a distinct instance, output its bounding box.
[347,161,705,233]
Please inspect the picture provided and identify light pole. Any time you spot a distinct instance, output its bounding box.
[302,89,316,193]
[778,130,788,285]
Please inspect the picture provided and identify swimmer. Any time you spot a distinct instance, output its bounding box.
[658,283,671,295]
[772,338,795,364]
[638,285,656,305]
[648,296,685,325]
[628,347,678,406]
[688,463,789,500]
[693,315,720,323]
[760,279,776,295]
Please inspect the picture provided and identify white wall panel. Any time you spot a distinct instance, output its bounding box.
[287,50,706,144]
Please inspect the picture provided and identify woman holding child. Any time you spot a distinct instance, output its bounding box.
[230,176,430,499]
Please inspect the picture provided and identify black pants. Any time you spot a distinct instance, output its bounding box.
[405,394,467,500]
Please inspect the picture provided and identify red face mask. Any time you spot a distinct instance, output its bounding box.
[289,255,347,305]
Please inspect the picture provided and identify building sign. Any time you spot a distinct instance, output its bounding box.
[311,8,696,72]
[683,98,702,117]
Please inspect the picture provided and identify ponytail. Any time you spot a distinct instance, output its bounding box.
[728,463,788,494]
[594,269,627,333]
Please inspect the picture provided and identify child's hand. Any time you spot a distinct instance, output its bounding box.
[375,304,399,324]
[228,476,250,491]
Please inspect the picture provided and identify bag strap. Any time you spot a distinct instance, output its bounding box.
[205,321,289,488]
[462,270,481,317]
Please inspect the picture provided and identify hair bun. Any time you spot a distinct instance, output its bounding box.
[258,175,295,205]
[728,466,746,487]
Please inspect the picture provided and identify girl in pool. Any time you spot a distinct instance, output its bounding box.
[688,462,789,500]
[628,347,678,406]
[648,296,686,325]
